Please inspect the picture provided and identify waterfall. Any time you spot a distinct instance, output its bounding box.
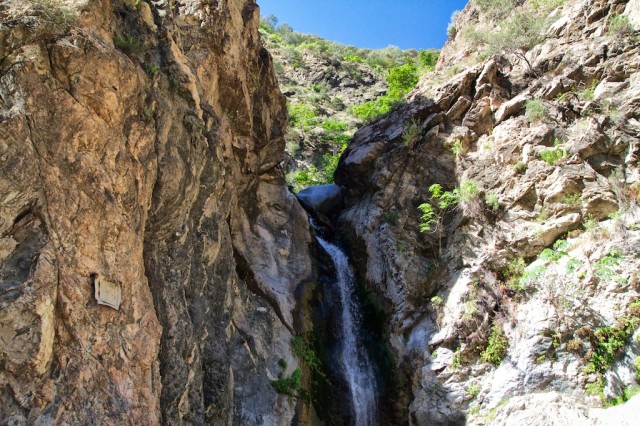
[316,236,378,425]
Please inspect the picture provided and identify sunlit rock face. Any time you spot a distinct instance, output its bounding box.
[0,0,311,424]
[335,0,640,423]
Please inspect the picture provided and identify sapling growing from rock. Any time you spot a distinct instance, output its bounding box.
[481,324,509,365]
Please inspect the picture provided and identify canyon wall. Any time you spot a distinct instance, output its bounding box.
[336,0,640,423]
[0,0,309,424]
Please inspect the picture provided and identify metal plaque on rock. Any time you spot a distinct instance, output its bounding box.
[94,276,122,310]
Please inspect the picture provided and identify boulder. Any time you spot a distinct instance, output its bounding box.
[296,184,345,219]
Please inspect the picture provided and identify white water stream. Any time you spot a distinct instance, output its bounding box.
[316,236,378,425]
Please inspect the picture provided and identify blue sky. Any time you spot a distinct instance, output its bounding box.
[257,0,469,50]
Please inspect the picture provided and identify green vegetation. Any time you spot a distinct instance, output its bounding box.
[143,63,160,77]
[606,385,640,407]
[448,139,464,159]
[113,33,144,55]
[466,382,481,399]
[577,81,597,102]
[291,336,325,379]
[584,300,640,376]
[386,63,420,99]
[261,16,437,190]
[608,13,634,35]
[288,103,319,131]
[514,161,528,174]
[287,159,337,192]
[481,324,509,365]
[525,99,548,123]
[539,239,568,262]
[485,193,500,211]
[475,0,515,19]
[452,347,462,368]
[271,368,302,396]
[539,145,568,165]
[32,0,78,34]
[418,181,480,233]
[431,295,444,307]
[563,193,582,207]
[402,120,422,147]
[501,257,540,292]
[352,97,396,122]
[465,1,565,71]
[593,249,623,282]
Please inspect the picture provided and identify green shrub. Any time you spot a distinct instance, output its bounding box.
[458,180,480,203]
[635,356,640,381]
[452,347,462,368]
[503,257,525,290]
[577,81,597,102]
[484,11,547,71]
[288,103,319,130]
[447,23,457,39]
[608,14,634,35]
[431,295,444,307]
[143,63,160,77]
[402,121,422,147]
[594,249,622,281]
[475,0,515,19]
[343,54,365,63]
[418,49,439,70]
[525,98,547,122]
[466,382,481,398]
[114,33,144,55]
[321,153,340,183]
[418,203,437,233]
[272,368,302,396]
[485,193,500,211]
[352,96,396,123]
[606,385,640,407]
[514,161,528,174]
[32,0,78,34]
[419,181,479,233]
[563,193,582,207]
[386,63,419,99]
[585,300,640,375]
[287,166,321,192]
[481,324,509,365]
[539,239,568,262]
[321,119,348,133]
[539,147,567,165]
[448,139,463,159]
[291,336,324,376]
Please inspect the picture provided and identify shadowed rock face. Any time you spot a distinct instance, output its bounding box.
[335,0,640,423]
[0,0,310,424]
[296,184,345,222]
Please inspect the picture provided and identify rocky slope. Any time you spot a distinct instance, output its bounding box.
[259,21,437,192]
[0,0,311,424]
[335,0,640,423]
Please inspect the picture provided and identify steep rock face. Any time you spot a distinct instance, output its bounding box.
[336,0,640,423]
[0,0,309,424]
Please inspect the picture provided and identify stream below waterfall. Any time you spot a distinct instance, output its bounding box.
[316,236,379,426]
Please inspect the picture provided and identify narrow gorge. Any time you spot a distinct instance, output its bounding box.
[1,0,640,425]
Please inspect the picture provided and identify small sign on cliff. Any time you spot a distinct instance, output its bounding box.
[94,275,122,310]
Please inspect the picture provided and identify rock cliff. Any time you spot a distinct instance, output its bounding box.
[335,0,640,423]
[0,0,310,424]
[3,0,640,424]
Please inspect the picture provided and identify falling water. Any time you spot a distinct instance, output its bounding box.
[316,236,378,425]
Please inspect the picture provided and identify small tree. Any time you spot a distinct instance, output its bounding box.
[386,63,419,99]
[485,11,546,72]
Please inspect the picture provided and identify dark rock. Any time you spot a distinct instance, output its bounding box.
[296,184,345,220]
